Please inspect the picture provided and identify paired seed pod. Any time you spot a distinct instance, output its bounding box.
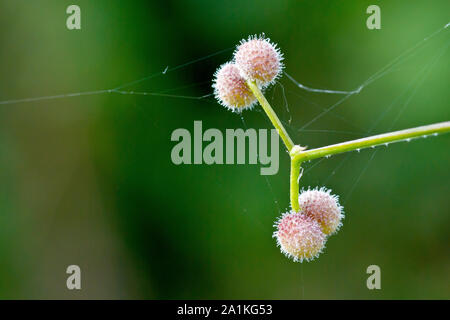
[274,187,344,262]
[212,63,257,110]
[299,187,344,236]
[212,35,283,111]
[274,213,326,262]
[234,35,283,86]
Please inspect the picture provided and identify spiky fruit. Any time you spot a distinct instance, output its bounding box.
[234,34,283,86]
[298,187,344,235]
[212,62,257,111]
[273,212,326,262]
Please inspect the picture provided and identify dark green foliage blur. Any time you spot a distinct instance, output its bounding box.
[0,0,448,299]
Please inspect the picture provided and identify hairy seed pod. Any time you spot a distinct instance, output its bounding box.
[273,212,326,262]
[234,34,283,86]
[212,62,257,111]
[298,187,344,235]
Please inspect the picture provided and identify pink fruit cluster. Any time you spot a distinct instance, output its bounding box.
[274,187,344,262]
[212,34,283,111]
[212,63,257,110]
[299,187,344,235]
[234,35,283,86]
[274,213,326,262]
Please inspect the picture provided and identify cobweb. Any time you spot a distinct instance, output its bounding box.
[1,22,448,205]
[0,21,448,293]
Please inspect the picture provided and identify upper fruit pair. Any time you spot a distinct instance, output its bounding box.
[212,35,283,111]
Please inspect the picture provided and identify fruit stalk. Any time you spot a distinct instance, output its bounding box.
[247,80,296,152]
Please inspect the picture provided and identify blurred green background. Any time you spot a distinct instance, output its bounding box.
[0,0,448,299]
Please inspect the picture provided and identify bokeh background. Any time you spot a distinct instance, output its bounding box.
[0,0,448,299]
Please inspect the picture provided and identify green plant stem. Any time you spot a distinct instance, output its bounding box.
[290,158,302,212]
[247,80,295,151]
[291,121,450,162]
[247,80,305,212]
[289,121,450,212]
[247,79,449,213]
